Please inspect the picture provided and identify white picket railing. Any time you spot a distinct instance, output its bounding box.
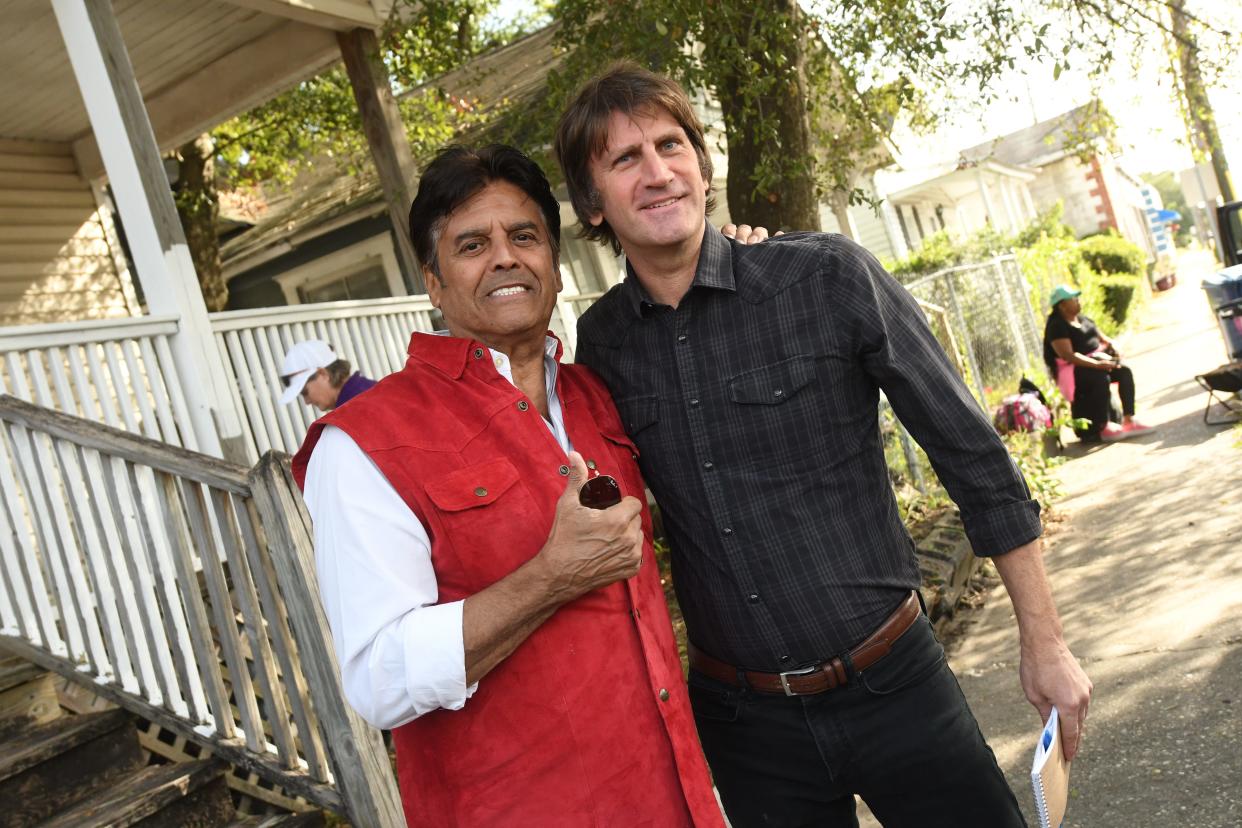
[0,394,403,825]
[0,315,198,451]
[0,292,593,464]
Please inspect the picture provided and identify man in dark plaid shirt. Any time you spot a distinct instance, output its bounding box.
[556,64,1092,827]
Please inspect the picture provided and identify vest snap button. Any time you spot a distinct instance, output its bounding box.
[474,487,487,497]
[517,400,529,411]
[473,348,484,359]
[586,459,597,470]
[658,688,670,702]
[558,465,570,476]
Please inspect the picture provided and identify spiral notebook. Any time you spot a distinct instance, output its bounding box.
[1030,706,1071,828]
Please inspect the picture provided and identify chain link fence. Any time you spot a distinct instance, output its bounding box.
[883,255,1043,495]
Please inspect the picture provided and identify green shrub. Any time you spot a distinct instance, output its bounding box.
[1078,232,1146,277]
[1098,272,1142,327]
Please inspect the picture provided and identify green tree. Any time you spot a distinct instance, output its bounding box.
[174,0,537,309]
[520,1,1030,234]
[1046,0,1237,203]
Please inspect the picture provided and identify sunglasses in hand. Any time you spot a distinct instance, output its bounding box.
[579,467,622,510]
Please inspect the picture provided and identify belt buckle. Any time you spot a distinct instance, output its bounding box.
[778,664,818,696]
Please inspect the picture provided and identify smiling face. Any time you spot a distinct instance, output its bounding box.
[587,106,707,259]
[424,180,562,354]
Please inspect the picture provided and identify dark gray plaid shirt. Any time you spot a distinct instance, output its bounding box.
[576,227,1041,671]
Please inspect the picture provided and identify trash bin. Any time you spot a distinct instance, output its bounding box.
[1202,265,1242,360]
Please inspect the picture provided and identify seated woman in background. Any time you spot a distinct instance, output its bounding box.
[1043,284,1154,442]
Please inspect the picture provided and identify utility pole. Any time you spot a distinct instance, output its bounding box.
[1169,0,1235,203]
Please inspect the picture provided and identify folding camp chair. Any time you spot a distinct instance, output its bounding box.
[1195,361,1242,425]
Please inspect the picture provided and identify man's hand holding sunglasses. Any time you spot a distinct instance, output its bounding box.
[532,451,644,603]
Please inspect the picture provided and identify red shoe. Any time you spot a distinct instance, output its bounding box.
[1121,420,1156,436]
[1099,423,1126,442]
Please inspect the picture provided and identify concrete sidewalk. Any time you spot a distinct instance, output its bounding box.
[949,252,1242,827]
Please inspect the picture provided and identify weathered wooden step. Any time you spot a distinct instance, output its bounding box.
[0,708,143,825]
[0,660,58,740]
[42,758,234,828]
[228,811,326,827]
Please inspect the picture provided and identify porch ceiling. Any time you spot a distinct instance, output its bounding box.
[0,0,381,175]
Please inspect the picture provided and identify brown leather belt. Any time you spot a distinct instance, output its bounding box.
[688,590,921,696]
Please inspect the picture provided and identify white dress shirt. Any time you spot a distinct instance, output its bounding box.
[304,338,570,730]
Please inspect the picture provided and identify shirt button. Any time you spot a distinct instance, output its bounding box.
[658,688,670,702]
[474,487,488,497]
[473,348,484,359]
[516,400,529,411]
[702,460,714,470]
[779,654,791,664]
[747,593,760,604]
[722,527,734,537]
[558,465,570,476]
[689,398,700,407]
[677,334,687,343]
[773,388,784,398]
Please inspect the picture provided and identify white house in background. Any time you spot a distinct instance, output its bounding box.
[877,159,1039,250]
[957,104,1156,257]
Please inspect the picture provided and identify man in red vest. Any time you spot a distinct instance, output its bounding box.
[292,144,724,826]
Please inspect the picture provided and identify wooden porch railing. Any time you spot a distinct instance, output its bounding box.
[0,315,197,450]
[0,394,403,826]
[0,292,593,463]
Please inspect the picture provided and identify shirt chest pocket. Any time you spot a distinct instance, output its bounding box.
[724,355,821,470]
[423,458,546,586]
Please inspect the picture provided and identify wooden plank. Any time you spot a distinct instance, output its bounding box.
[76,446,153,697]
[101,453,180,710]
[248,453,404,827]
[0,154,78,175]
[0,669,58,728]
[0,426,57,650]
[150,337,197,452]
[180,479,264,752]
[0,395,249,494]
[207,488,298,768]
[0,315,178,350]
[215,0,380,29]
[233,494,331,782]
[223,331,273,458]
[153,470,232,735]
[2,633,345,811]
[137,337,182,448]
[0,189,95,208]
[0,171,85,191]
[24,362,110,676]
[337,27,422,292]
[0,207,95,226]
[58,440,135,690]
[0,139,71,157]
[123,461,206,722]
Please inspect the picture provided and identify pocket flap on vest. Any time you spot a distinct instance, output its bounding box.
[424,458,521,512]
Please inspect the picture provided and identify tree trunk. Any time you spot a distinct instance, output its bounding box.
[709,1,820,232]
[1169,0,1235,203]
[174,134,228,311]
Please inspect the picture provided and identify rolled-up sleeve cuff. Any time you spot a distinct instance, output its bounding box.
[396,599,478,718]
[961,499,1042,558]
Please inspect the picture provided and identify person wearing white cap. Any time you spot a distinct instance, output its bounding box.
[277,340,376,412]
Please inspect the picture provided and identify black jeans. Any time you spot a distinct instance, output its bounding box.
[688,615,1026,828]
[1073,364,1135,436]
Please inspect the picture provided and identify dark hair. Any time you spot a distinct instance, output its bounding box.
[554,61,715,254]
[407,144,561,279]
[326,359,352,388]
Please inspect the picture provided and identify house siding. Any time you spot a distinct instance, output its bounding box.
[0,140,136,326]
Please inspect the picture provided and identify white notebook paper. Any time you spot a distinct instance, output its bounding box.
[1030,706,1071,828]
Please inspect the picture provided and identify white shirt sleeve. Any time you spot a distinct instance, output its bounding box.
[304,425,478,729]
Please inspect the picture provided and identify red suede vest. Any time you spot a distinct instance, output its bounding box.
[293,333,722,828]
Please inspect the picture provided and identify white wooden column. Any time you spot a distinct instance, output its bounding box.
[52,0,244,460]
[975,169,999,228]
